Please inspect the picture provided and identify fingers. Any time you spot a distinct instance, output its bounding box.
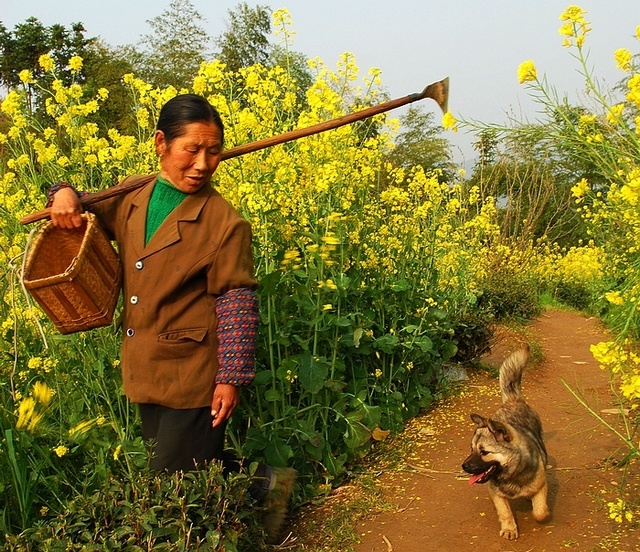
[211,384,239,428]
[50,188,84,228]
[52,209,84,229]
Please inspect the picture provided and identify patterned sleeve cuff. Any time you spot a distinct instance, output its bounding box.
[214,288,259,386]
[46,182,90,207]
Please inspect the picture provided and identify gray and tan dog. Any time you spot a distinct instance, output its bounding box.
[462,346,550,540]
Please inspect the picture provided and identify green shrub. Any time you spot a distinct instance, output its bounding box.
[3,463,266,552]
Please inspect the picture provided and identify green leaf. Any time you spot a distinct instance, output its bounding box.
[206,530,221,547]
[389,279,410,292]
[264,388,281,402]
[374,333,400,353]
[259,270,282,294]
[441,340,458,361]
[334,316,353,327]
[353,327,364,347]
[244,427,268,453]
[264,437,293,467]
[343,419,371,449]
[323,451,347,476]
[298,352,328,394]
[412,335,433,353]
[253,369,272,385]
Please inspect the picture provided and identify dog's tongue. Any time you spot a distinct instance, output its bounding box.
[468,473,484,486]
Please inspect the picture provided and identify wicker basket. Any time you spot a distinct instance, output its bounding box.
[23,212,122,334]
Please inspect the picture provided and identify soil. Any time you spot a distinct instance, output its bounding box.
[353,310,640,552]
[291,310,640,551]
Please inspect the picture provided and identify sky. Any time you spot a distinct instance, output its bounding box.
[3,1,640,164]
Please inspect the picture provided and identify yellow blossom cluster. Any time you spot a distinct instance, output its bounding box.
[591,340,640,404]
[534,243,605,290]
[15,381,54,433]
[608,499,635,524]
[517,60,537,84]
[558,5,591,48]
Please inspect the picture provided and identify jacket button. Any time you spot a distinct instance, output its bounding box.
[130,295,139,305]
[126,328,135,337]
[135,260,144,270]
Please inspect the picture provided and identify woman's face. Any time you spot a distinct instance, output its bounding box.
[155,121,223,193]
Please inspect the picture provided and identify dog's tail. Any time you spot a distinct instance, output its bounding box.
[499,345,530,404]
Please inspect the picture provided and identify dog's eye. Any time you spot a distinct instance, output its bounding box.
[480,450,489,456]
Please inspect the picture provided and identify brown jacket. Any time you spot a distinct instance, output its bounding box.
[93,174,257,409]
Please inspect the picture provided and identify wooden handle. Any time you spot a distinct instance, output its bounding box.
[20,78,449,225]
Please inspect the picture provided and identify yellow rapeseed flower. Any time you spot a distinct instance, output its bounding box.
[558,6,590,46]
[54,445,69,458]
[28,356,43,369]
[571,178,589,200]
[136,107,150,129]
[32,381,53,405]
[69,418,96,437]
[615,49,633,72]
[620,374,640,400]
[517,60,537,84]
[608,498,634,523]
[321,233,340,246]
[442,111,458,132]
[607,104,624,125]
[19,70,34,84]
[559,6,587,24]
[605,291,624,305]
[68,55,83,72]
[193,75,207,95]
[38,53,55,72]
[628,74,640,108]
[1,91,22,115]
[16,397,36,430]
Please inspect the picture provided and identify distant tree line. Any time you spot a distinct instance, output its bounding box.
[0,0,455,189]
[7,0,607,247]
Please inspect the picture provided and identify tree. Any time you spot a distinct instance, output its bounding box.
[386,106,454,182]
[215,3,272,72]
[0,18,91,91]
[82,41,137,133]
[136,0,210,89]
[467,125,589,245]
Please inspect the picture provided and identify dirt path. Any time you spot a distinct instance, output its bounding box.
[351,310,639,552]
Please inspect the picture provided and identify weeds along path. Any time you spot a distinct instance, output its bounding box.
[350,310,639,552]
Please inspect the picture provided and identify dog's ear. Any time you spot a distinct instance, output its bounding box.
[487,418,512,442]
[470,413,487,427]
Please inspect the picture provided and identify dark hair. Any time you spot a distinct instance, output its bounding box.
[156,94,224,146]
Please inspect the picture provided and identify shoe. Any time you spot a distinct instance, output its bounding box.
[261,466,297,544]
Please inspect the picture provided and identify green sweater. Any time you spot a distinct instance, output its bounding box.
[145,176,188,245]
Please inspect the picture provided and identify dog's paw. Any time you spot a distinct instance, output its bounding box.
[533,505,550,522]
[499,525,519,540]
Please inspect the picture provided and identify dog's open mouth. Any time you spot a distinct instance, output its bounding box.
[467,465,498,485]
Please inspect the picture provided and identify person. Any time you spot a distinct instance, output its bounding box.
[48,94,295,543]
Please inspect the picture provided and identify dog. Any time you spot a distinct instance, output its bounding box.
[462,346,550,540]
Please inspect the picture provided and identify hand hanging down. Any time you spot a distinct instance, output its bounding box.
[210,383,239,428]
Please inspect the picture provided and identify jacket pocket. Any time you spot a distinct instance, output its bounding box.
[157,328,208,343]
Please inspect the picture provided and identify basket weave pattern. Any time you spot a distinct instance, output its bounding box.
[23,213,122,334]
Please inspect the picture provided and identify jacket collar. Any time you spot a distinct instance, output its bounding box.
[129,178,214,259]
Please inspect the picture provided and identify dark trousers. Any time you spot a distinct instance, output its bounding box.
[139,403,227,472]
[138,403,269,500]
